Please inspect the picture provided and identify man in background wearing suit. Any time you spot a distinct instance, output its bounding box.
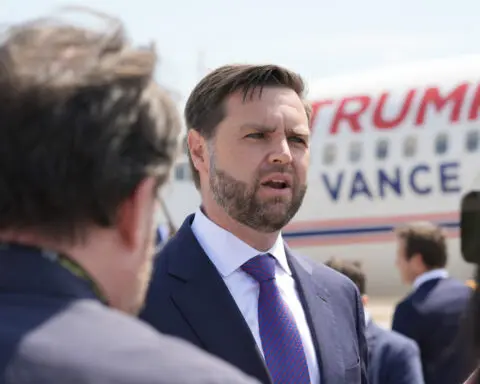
[0,10,260,384]
[140,64,369,384]
[392,222,473,384]
[326,258,424,384]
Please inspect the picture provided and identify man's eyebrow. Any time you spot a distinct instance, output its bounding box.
[239,123,276,133]
[239,123,309,137]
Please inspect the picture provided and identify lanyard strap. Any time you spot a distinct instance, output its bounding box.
[56,252,108,305]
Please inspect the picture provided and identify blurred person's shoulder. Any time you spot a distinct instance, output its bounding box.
[376,324,420,355]
[5,299,259,384]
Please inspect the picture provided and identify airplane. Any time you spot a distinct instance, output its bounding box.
[157,55,480,298]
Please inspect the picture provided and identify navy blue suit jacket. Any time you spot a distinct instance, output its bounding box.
[0,245,260,384]
[366,320,424,384]
[392,277,474,384]
[140,214,369,384]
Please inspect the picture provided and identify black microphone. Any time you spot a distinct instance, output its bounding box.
[460,190,480,265]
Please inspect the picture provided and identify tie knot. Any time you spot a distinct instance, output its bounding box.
[241,254,276,283]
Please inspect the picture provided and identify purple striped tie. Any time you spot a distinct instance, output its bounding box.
[242,254,311,384]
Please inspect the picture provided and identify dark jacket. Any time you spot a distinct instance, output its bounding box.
[0,244,260,384]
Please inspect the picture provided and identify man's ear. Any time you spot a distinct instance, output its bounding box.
[116,177,157,250]
[361,294,369,307]
[411,252,426,272]
[188,130,209,175]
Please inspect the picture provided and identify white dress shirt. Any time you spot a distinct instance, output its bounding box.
[364,310,371,327]
[412,268,449,291]
[191,208,320,384]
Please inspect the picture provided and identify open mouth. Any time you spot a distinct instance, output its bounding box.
[261,180,290,189]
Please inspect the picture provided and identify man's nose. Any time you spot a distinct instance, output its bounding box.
[267,138,293,165]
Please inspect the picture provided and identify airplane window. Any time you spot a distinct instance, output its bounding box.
[174,163,192,181]
[322,144,336,165]
[466,130,479,152]
[174,164,185,180]
[435,133,448,155]
[376,139,389,160]
[349,142,362,163]
[403,136,417,158]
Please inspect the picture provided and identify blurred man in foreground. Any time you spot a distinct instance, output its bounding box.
[0,9,259,384]
[326,257,424,384]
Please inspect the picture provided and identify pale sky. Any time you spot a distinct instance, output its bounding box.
[1,0,478,103]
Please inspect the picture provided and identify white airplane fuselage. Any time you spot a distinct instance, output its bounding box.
[160,56,480,298]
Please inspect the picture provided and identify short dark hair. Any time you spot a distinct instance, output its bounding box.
[0,8,181,244]
[395,221,448,269]
[184,64,311,189]
[325,257,366,295]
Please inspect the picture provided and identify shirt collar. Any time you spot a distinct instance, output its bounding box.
[412,268,449,290]
[191,207,291,277]
[364,309,371,326]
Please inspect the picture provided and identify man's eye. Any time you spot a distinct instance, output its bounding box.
[289,136,306,144]
[245,133,265,139]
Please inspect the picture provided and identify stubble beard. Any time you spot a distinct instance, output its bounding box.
[208,156,307,233]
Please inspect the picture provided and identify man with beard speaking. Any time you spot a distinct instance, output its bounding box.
[140,64,368,384]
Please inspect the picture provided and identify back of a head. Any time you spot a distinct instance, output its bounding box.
[0,10,269,384]
[395,221,448,269]
[0,7,181,243]
[325,257,366,295]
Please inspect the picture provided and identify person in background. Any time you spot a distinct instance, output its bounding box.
[325,257,424,384]
[0,9,260,384]
[140,63,368,384]
[392,221,473,384]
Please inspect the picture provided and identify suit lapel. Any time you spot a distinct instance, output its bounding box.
[167,216,271,384]
[287,247,345,384]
